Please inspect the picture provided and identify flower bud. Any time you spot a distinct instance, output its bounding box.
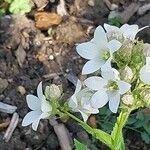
[122,94,134,106]
[45,84,62,100]
[120,66,133,82]
[141,90,150,107]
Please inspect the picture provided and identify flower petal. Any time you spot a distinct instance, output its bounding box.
[117,80,131,95]
[104,23,120,33]
[93,25,108,48]
[109,93,120,113]
[140,65,150,84]
[76,42,100,59]
[69,95,78,109]
[32,118,40,131]
[84,76,107,90]
[107,39,122,54]
[26,95,41,110]
[78,110,89,122]
[22,110,41,127]
[91,91,108,109]
[37,82,44,100]
[101,68,120,80]
[82,58,105,75]
[120,24,139,40]
[41,97,52,113]
[40,112,50,119]
[75,80,82,94]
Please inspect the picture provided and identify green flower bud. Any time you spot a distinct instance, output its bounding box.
[45,84,62,100]
[141,89,150,107]
[120,66,133,82]
[122,94,134,106]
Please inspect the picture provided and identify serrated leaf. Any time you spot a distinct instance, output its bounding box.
[74,139,90,150]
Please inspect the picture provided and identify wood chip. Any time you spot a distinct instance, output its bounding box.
[49,118,72,150]
[0,102,17,114]
[3,113,19,142]
[34,12,62,30]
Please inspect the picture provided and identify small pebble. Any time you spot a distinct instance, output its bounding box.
[49,55,54,60]
[88,0,95,7]
[17,86,26,95]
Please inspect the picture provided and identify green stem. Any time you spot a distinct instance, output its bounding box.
[62,110,112,148]
[111,111,131,150]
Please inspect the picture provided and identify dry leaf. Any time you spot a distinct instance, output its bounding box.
[34,12,62,30]
[0,118,10,131]
[15,44,26,67]
[87,115,97,128]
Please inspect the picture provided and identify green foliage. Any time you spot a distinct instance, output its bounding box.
[74,139,90,150]
[126,111,150,144]
[108,16,122,27]
[9,0,31,14]
[4,0,13,3]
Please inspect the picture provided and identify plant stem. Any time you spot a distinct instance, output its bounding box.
[111,111,131,150]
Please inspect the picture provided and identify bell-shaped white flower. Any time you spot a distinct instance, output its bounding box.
[104,23,148,41]
[69,80,99,121]
[76,25,122,75]
[22,82,52,131]
[140,57,150,84]
[84,68,131,113]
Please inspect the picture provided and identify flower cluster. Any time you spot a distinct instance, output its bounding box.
[22,23,149,130]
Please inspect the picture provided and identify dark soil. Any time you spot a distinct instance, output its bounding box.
[0,0,150,149]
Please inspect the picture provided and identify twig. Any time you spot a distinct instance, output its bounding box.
[119,3,140,23]
[138,4,150,15]
[3,113,19,142]
[57,0,69,17]
[0,102,17,114]
[103,0,112,10]
[49,118,72,150]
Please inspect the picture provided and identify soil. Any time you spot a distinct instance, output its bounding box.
[0,0,150,149]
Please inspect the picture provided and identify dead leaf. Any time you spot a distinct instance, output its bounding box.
[87,115,97,128]
[0,118,10,131]
[15,44,26,67]
[34,12,62,30]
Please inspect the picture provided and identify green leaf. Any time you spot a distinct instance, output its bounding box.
[127,117,137,125]
[141,132,150,144]
[133,120,143,128]
[136,112,144,121]
[9,0,31,14]
[74,139,90,150]
[80,123,112,148]
[4,0,13,3]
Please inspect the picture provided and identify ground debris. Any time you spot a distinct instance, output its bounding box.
[34,12,62,30]
[3,113,19,142]
[0,118,10,131]
[0,102,17,114]
[0,78,8,94]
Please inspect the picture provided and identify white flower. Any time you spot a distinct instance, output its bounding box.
[84,68,131,113]
[76,25,122,75]
[22,82,52,131]
[104,23,148,41]
[69,80,99,121]
[140,57,150,84]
